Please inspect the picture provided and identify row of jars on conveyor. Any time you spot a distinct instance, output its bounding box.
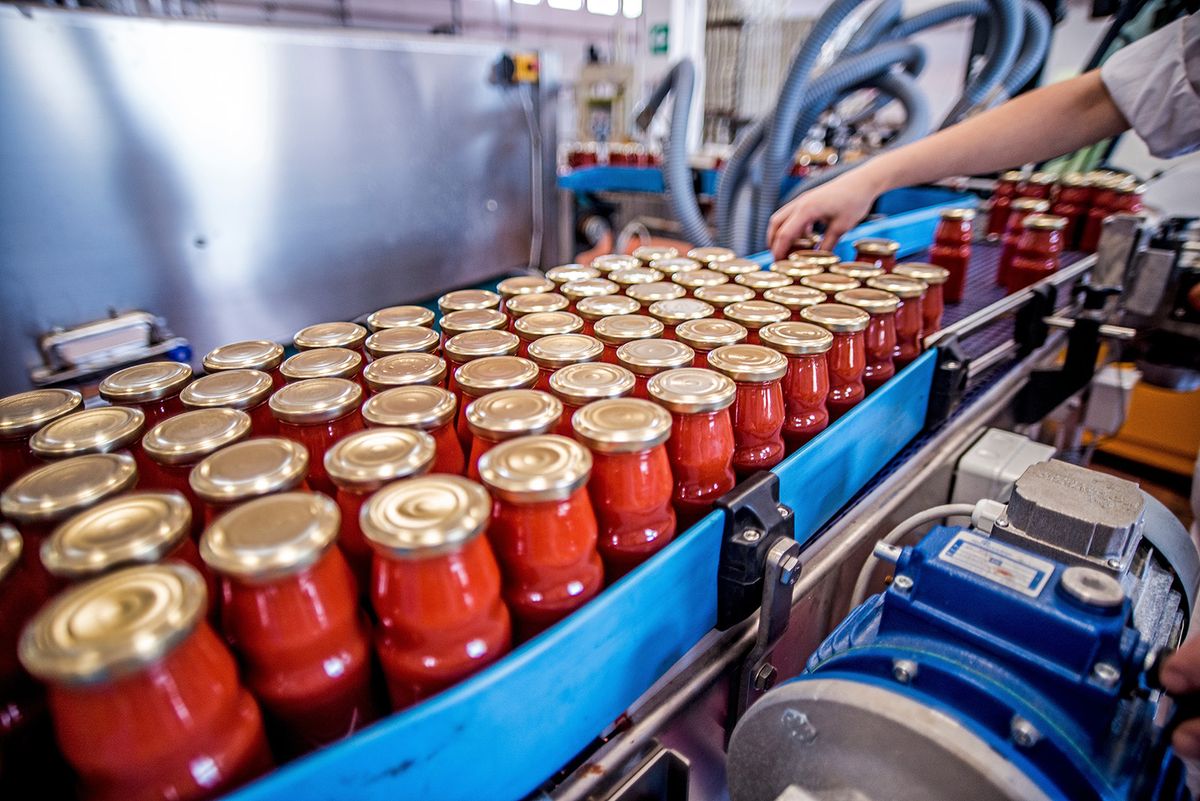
[0,243,950,801]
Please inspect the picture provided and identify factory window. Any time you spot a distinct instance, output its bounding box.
[548,0,583,9]
[623,0,642,17]
[587,0,619,14]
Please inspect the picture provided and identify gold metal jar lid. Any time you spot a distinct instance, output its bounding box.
[506,293,570,318]
[293,321,368,351]
[269,378,363,425]
[181,370,273,411]
[648,298,716,324]
[695,284,755,308]
[0,525,20,584]
[672,269,729,291]
[363,353,447,392]
[940,207,977,221]
[1027,171,1057,186]
[866,274,927,299]
[650,257,702,275]
[514,311,584,341]
[800,302,872,332]
[456,356,539,396]
[894,263,949,286]
[189,437,309,503]
[280,347,363,381]
[19,562,206,685]
[549,362,636,404]
[443,330,520,363]
[143,409,252,465]
[30,406,145,459]
[1023,213,1069,231]
[787,249,840,268]
[478,434,592,503]
[591,254,641,274]
[42,491,191,579]
[572,398,672,453]
[724,300,790,329]
[546,263,600,284]
[834,288,902,315]
[999,170,1025,182]
[466,389,562,440]
[366,305,436,332]
[735,271,793,293]
[676,318,748,351]
[830,261,885,281]
[617,339,696,376]
[647,367,736,414]
[2,453,138,524]
[362,386,457,430]
[687,246,735,265]
[708,344,788,383]
[576,294,641,321]
[527,334,604,370]
[562,278,620,301]
[497,275,555,299]
[594,314,665,345]
[610,267,664,287]
[0,389,82,438]
[324,428,435,491]
[439,309,510,339]
[800,273,861,294]
[632,245,679,265]
[437,289,502,314]
[759,321,834,355]
[365,326,440,358]
[99,361,192,403]
[626,282,686,307]
[203,340,285,373]
[361,474,491,558]
[1011,197,1051,213]
[712,258,760,277]
[764,285,827,311]
[770,260,824,279]
[201,492,339,582]
[854,237,900,256]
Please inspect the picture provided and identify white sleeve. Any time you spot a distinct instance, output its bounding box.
[1100,12,1200,159]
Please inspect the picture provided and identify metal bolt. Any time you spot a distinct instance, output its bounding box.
[1010,716,1041,748]
[1106,558,1122,570]
[1092,662,1121,689]
[892,658,919,684]
[892,575,914,592]
[995,516,1009,528]
[780,709,818,743]
[943,360,961,371]
[779,555,801,585]
[743,528,763,543]
[753,663,778,691]
[776,503,793,519]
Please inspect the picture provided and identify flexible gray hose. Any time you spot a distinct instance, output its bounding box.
[715,120,765,248]
[889,0,990,38]
[846,0,904,55]
[1003,0,1052,95]
[937,0,1024,127]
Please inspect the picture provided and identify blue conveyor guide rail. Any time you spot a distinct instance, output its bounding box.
[227,191,1090,801]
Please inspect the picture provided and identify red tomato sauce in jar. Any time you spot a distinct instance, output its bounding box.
[190,437,311,528]
[465,389,562,481]
[853,238,899,272]
[834,288,900,392]
[99,361,193,431]
[362,386,464,476]
[707,345,788,478]
[617,338,696,400]
[928,207,974,303]
[1050,172,1090,251]
[204,340,287,391]
[181,370,276,436]
[986,170,1024,239]
[894,263,949,335]
[1008,213,1067,292]
[269,378,364,495]
[0,388,82,493]
[996,197,1050,288]
[442,329,521,414]
[760,322,832,451]
[548,363,636,438]
[453,356,539,454]
[800,303,870,420]
[867,274,928,368]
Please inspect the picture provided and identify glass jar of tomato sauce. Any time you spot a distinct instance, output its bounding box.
[647,298,716,338]
[866,274,927,368]
[365,305,435,332]
[497,275,555,311]
[362,475,512,710]
[572,399,675,581]
[204,341,287,391]
[786,250,840,274]
[439,309,509,347]
[437,289,501,316]
[632,245,678,266]
[362,386,464,475]
[592,254,641,275]
[189,438,310,527]
[672,269,729,297]
[800,303,871,419]
[928,207,975,303]
[561,278,621,312]
[648,257,702,278]
[1008,213,1067,292]
[707,345,788,478]
[800,272,860,300]
[595,314,665,362]
[181,369,275,436]
[626,281,686,309]
[280,347,364,387]
[365,326,441,360]
[548,363,636,437]
[0,388,82,492]
[830,261,884,282]
[734,270,793,297]
[479,435,604,641]
[759,321,832,450]
[712,258,761,278]
[363,352,447,394]
[575,294,640,336]
[546,264,600,286]
[1018,171,1056,200]
[764,285,826,320]
[443,329,520,407]
[687,246,735,268]
[142,409,253,538]
[505,294,570,330]
[894,262,949,334]
[1081,178,1144,252]
[834,288,901,392]
[527,334,605,391]
[293,321,368,358]
[853,238,900,271]
[201,493,377,755]
[99,361,193,430]
[986,170,1024,239]
[465,390,562,480]
[617,339,696,399]
[454,356,540,452]
[996,197,1050,287]
[647,368,736,528]
[20,563,273,800]
[514,311,585,358]
[724,300,790,346]
[324,428,435,590]
[695,284,755,318]
[268,378,364,495]
[1049,172,1090,251]
[610,267,664,290]
[29,406,147,475]
[675,318,748,369]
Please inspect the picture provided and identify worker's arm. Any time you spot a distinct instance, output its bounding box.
[767,70,1131,257]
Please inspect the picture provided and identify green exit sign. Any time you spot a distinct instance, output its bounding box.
[650,23,668,54]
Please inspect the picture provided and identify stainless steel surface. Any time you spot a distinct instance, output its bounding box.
[0,7,558,394]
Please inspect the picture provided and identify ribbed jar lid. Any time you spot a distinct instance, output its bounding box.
[142,408,252,465]
[572,398,672,453]
[853,237,900,255]
[800,302,871,333]
[363,353,447,392]
[675,319,748,351]
[268,378,363,424]
[830,261,885,281]
[632,245,678,265]
[439,309,510,338]
[497,275,555,299]
[466,389,562,440]
[30,406,145,458]
[617,339,696,375]
[724,300,790,329]
[506,293,570,318]
[734,271,793,293]
[437,289,501,314]
[99,361,192,403]
[365,326,440,358]
[362,386,458,430]
[647,367,736,413]
[478,435,592,503]
[712,258,761,277]
[707,344,788,383]
[514,311,584,340]
[366,305,435,332]
[201,492,340,582]
[893,263,949,286]
[834,288,902,315]
[362,475,491,558]
[280,347,362,381]
[591,254,640,274]
[576,294,641,321]
[1,452,137,524]
[455,356,539,395]
[42,491,191,579]
[686,246,735,265]
[594,314,664,345]
[610,267,663,287]
[696,284,755,308]
[561,279,620,301]
[764,286,826,311]
[443,330,520,363]
[527,334,604,370]
[292,321,367,351]
[203,340,285,372]
[672,269,729,291]
[546,264,600,284]
[181,370,273,411]
[549,362,636,404]
[759,321,834,355]
[866,274,927,299]
[324,428,435,491]
[189,437,309,503]
[648,257,701,275]
[627,282,686,306]
[800,273,861,294]
[0,389,82,438]
[648,298,715,324]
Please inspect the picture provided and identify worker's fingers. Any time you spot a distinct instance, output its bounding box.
[1173,719,1200,760]
[769,205,819,260]
[1160,637,1200,695]
[822,222,849,252]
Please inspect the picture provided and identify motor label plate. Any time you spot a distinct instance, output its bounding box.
[938,531,1054,597]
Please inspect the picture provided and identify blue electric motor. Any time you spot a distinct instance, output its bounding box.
[727,524,1190,801]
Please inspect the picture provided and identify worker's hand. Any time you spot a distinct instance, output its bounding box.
[767,167,886,259]
[1160,638,1200,758]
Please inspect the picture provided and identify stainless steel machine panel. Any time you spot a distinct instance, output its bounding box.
[0,7,556,393]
